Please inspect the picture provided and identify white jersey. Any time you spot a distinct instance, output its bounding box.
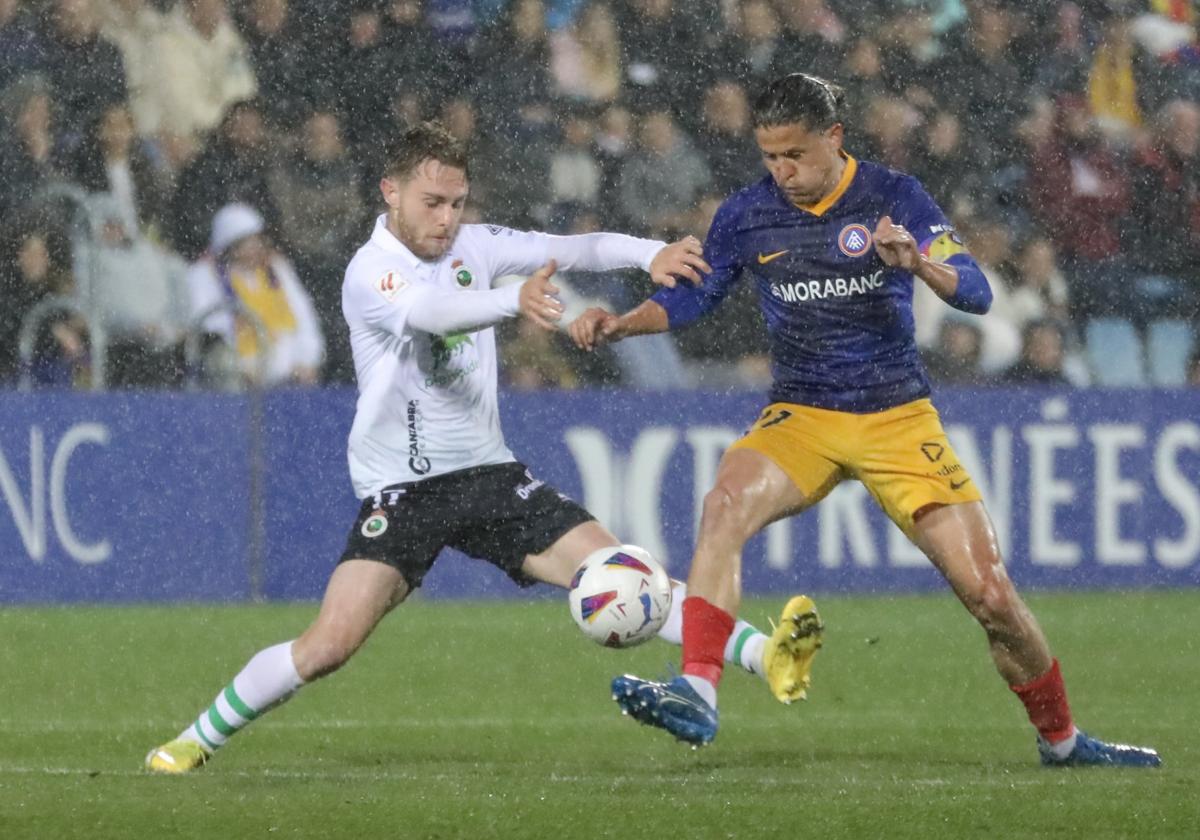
[342,215,663,498]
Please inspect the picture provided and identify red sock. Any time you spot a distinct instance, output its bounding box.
[681,596,735,687]
[1010,659,1075,744]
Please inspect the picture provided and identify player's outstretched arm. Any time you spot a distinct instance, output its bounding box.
[569,196,738,351]
[569,299,670,352]
[403,262,563,336]
[520,230,709,287]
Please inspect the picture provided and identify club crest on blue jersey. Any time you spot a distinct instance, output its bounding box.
[838,224,872,257]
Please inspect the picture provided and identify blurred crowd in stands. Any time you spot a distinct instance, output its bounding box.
[2,0,1199,391]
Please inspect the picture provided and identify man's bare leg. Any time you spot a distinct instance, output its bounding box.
[913,501,1160,767]
[146,560,407,772]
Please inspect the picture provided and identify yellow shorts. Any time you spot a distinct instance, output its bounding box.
[729,398,982,541]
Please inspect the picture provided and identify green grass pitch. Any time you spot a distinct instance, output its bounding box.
[1,591,1196,839]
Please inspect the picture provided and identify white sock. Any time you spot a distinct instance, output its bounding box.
[682,675,718,709]
[179,641,304,752]
[1046,727,1079,759]
[657,583,768,678]
[657,582,687,645]
[725,621,768,678]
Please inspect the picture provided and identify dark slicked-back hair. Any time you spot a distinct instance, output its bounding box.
[752,73,846,132]
[383,120,470,180]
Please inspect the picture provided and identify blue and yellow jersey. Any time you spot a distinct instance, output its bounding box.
[652,153,977,413]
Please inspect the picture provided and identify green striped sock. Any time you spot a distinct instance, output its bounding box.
[178,641,303,752]
[726,621,768,677]
[186,683,261,751]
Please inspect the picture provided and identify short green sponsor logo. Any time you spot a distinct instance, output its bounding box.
[431,333,473,369]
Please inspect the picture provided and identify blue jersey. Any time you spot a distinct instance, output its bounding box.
[652,154,981,413]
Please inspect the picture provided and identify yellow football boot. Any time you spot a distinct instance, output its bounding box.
[144,738,211,774]
[763,595,824,704]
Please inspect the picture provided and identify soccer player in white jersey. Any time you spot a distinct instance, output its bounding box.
[145,122,815,773]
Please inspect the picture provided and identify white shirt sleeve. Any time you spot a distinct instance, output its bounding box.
[343,263,423,338]
[406,283,523,335]
[344,260,522,339]
[470,225,666,279]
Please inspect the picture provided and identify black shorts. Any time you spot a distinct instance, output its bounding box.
[339,461,594,589]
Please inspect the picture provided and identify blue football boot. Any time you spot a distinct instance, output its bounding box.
[1039,731,1161,768]
[612,674,719,747]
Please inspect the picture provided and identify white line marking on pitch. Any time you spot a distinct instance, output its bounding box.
[0,709,932,734]
[0,764,1074,788]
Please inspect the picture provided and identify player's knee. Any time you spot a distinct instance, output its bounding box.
[966,576,1019,635]
[701,483,759,537]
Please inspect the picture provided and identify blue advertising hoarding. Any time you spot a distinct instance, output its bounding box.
[0,392,253,601]
[1,388,1198,602]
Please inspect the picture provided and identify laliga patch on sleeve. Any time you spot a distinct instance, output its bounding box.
[375,270,409,301]
[921,230,967,263]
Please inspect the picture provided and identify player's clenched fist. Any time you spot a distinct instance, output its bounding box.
[873,215,921,272]
[519,259,565,330]
[569,306,621,352]
[649,235,712,288]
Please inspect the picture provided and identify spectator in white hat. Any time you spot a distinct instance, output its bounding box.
[184,202,324,386]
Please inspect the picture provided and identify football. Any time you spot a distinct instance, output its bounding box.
[568,544,672,648]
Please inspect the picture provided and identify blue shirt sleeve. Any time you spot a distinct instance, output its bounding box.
[894,175,992,315]
[650,198,745,329]
[943,254,993,313]
[894,175,952,251]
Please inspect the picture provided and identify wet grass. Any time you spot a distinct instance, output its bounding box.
[1,591,1195,839]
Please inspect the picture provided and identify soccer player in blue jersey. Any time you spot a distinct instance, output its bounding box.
[569,73,1160,767]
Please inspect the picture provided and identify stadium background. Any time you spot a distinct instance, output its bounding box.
[2,3,1199,838]
[2,0,1199,599]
